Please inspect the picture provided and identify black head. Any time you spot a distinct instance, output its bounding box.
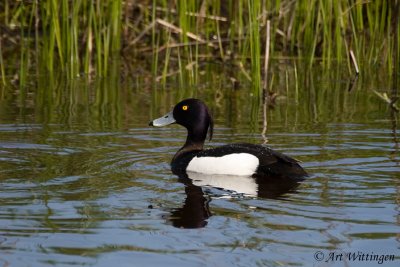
[172,99,213,141]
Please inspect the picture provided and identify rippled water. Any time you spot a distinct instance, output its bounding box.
[0,79,399,266]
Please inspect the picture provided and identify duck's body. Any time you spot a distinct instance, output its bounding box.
[149,99,307,179]
[172,143,306,178]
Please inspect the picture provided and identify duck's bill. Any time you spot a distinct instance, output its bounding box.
[149,111,176,127]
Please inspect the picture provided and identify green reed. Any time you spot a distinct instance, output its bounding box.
[1,0,122,81]
[145,0,398,93]
[0,0,398,92]
[0,41,5,86]
[247,0,262,97]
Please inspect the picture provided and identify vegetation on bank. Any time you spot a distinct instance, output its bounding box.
[0,0,399,95]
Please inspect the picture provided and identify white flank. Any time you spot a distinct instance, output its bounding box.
[186,153,259,176]
[188,171,258,197]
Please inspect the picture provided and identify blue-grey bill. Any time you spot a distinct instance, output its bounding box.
[150,111,176,127]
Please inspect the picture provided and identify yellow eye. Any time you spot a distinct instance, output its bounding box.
[182,105,188,111]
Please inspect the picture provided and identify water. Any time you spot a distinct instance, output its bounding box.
[0,72,399,266]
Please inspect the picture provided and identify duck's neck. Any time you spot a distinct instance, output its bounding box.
[185,127,207,147]
[173,127,207,161]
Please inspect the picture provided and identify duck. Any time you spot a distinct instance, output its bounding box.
[149,98,307,179]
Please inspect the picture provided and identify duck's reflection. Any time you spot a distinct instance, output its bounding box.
[168,183,211,228]
[167,172,302,229]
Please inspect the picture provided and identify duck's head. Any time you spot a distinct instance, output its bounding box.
[149,98,213,143]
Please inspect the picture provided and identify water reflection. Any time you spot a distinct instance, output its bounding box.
[1,69,399,266]
[167,172,302,228]
[168,183,211,229]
